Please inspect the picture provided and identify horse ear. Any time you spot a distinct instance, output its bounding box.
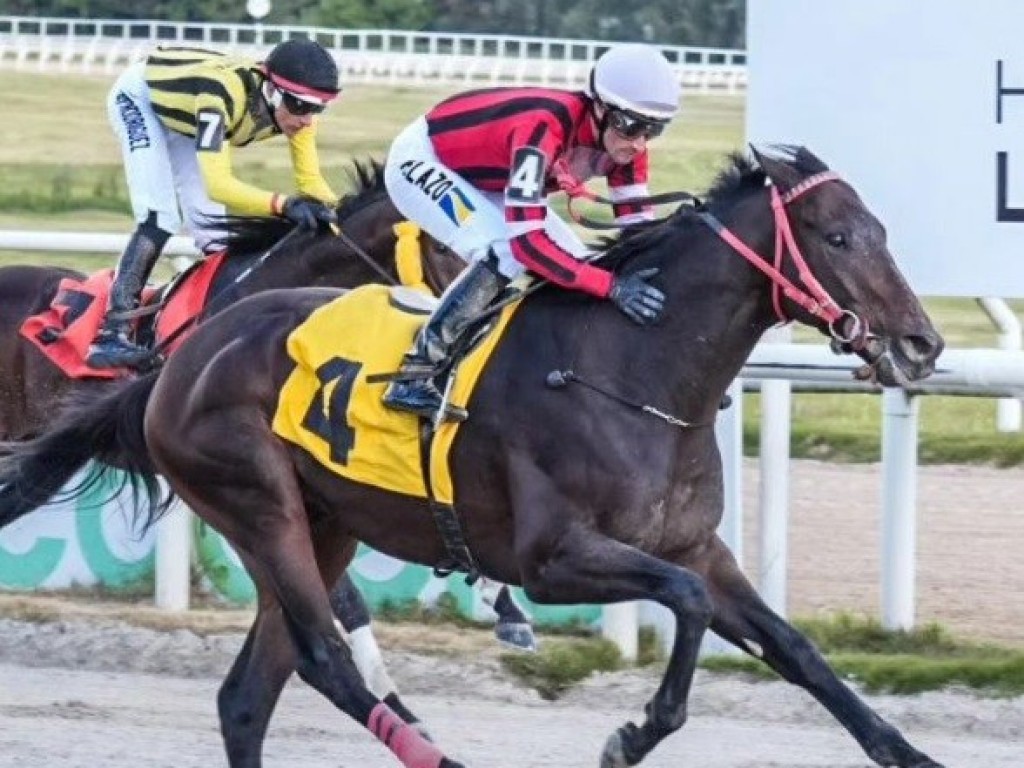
[748,144,802,193]
[794,146,830,175]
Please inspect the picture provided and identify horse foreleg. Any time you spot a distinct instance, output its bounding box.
[703,536,945,768]
[330,571,430,736]
[517,526,712,767]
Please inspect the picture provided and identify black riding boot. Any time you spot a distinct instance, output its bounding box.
[382,255,509,422]
[86,221,168,369]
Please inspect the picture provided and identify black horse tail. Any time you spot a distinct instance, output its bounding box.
[0,372,169,531]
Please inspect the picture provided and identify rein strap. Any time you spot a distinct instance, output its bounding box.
[698,170,867,347]
[553,162,700,230]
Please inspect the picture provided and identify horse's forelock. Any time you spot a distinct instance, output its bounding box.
[752,144,831,194]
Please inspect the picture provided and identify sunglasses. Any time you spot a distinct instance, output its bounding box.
[605,109,666,140]
[280,91,326,116]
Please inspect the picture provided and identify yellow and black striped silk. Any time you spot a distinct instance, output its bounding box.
[143,47,335,215]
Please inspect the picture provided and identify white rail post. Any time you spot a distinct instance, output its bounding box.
[699,376,746,657]
[978,297,1022,432]
[716,377,745,562]
[758,325,792,616]
[155,496,192,611]
[880,387,919,630]
[601,601,638,662]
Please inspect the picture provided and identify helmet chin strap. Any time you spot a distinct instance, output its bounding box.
[263,80,283,109]
[590,99,612,149]
[262,81,284,129]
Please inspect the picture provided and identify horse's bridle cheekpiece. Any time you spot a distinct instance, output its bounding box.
[699,170,869,351]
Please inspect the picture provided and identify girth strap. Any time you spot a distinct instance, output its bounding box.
[417,420,480,583]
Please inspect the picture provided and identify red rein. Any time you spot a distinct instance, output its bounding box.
[555,165,868,349]
[701,171,868,349]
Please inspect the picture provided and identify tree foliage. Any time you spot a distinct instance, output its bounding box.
[5,0,745,48]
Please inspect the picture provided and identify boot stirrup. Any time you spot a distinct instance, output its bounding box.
[367,364,440,385]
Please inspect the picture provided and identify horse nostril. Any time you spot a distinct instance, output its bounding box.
[900,333,943,365]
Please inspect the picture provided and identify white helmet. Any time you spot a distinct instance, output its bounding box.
[589,44,681,123]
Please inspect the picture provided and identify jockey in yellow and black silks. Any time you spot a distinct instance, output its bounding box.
[88,38,341,370]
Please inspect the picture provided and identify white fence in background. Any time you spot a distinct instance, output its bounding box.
[3,229,1023,660]
[0,16,747,93]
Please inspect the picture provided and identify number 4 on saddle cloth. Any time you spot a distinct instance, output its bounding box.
[18,255,227,380]
[272,283,521,507]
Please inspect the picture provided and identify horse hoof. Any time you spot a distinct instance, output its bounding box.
[495,621,538,653]
[599,730,628,768]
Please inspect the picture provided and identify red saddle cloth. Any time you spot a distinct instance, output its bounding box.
[19,252,226,380]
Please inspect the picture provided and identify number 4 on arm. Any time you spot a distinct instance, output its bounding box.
[505,146,546,205]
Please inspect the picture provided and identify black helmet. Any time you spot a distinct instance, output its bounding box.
[263,38,340,102]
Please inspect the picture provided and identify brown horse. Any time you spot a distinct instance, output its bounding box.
[0,161,463,443]
[0,160,489,727]
[0,147,946,768]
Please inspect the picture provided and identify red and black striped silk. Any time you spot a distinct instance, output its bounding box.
[425,88,649,297]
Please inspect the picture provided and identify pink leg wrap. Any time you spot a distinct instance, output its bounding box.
[368,703,445,768]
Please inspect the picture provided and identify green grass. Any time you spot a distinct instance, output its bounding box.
[1,70,1022,466]
[500,636,624,700]
[0,71,742,212]
[496,613,1024,699]
[701,614,1024,697]
[743,391,1024,466]
[374,592,493,630]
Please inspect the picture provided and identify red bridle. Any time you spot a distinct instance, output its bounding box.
[699,171,867,348]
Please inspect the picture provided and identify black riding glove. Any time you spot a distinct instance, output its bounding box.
[281,197,337,230]
[608,267,665,325]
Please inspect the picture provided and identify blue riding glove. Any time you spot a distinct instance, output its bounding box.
[281,197,338,230]
[608,267,665,325]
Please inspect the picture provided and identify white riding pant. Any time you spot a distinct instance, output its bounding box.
[108,63,226,252]
[384,117,589,280]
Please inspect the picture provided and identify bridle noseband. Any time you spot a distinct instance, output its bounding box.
[698,171,868,350]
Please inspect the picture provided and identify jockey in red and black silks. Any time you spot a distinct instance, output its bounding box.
[383,43,683,423]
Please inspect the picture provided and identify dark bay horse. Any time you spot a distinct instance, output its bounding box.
[0,160,536,696]
[0,160,511,721]
[0,161,463,443]
[0,147,946,768]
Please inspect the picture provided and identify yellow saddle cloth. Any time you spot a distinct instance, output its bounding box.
[272,283,518,505]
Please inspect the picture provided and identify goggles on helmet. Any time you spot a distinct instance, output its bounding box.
[604,107,667,140]
[280,90,326,116]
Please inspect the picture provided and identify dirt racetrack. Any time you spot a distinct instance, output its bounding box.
[745,460,1024,646]
[0,457,1021,767]
[0,615,1022,768]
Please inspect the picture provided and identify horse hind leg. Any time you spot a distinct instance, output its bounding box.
[479,579,537,653]
[702,536,944,768]
[270,543,464,768]
[330,571,430,736]
[185,498,461,765]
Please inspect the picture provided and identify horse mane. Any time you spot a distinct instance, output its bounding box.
[595,146,821,272]
[207,158,387,258]
[593,152,761,272]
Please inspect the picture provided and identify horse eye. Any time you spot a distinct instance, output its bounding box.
[826,232,848,249]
